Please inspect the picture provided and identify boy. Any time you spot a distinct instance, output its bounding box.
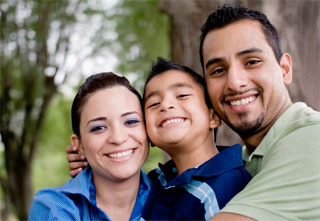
[66,58,251,220]
[141,57,251,220]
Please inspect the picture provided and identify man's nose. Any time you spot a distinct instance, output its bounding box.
[226,65,248,91]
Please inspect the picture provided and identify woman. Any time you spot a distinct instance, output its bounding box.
[29,72,150,220]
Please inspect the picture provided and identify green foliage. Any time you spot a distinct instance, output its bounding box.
[109,0,171,92]
[32,94,72,192]
[143,145,165,173]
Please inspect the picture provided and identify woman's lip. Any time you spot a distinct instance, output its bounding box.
[105,148,136,158]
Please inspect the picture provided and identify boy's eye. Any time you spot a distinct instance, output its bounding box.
[89,125,107,133]
[177,94,190,99]
[124,118,140,126]
[147,102,160,109]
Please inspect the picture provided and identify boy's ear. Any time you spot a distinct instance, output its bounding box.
[70,134,84,154]
[209,109,221,130]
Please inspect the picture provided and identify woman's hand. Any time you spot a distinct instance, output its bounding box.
[65,145,88,178]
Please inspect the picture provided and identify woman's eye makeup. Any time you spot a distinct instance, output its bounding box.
[124,118,140,126]
[89,124,106,132]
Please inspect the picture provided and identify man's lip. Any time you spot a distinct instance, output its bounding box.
[158,117,186,127]
[223,88,261,103]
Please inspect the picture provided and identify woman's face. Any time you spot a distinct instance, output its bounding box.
[76,86,149,182]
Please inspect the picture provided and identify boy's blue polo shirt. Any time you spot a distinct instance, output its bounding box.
[142,144,251,220]
[29,166,151,220]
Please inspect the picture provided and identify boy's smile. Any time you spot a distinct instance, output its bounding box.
[144,70,216,156]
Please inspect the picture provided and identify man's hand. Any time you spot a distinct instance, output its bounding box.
[65,145,88,178]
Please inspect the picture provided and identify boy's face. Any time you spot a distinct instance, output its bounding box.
[144,70,217,154]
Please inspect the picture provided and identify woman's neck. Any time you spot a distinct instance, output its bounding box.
[93,172,140,220]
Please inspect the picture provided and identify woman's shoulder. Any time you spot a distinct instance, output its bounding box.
[29,186,82,220]
[29,175,90,220]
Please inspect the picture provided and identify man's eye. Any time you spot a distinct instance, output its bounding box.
[90,125,106,132]
[125,119,140,126]
[246,59,261,66]
[210,68,226,76]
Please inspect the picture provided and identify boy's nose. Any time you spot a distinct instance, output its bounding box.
[160,99,175,112]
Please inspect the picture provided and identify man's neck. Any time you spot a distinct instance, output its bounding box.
[242,100,293,155]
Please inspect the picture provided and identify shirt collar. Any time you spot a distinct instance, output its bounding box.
[158,144,244,186]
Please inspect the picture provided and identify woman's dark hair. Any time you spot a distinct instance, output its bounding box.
[71,72,142,138]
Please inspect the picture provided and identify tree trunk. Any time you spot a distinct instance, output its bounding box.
[160,0,320,146]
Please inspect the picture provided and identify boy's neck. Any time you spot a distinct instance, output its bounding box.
[169,136,219,175]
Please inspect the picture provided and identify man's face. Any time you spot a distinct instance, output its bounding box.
[202,20,292,137]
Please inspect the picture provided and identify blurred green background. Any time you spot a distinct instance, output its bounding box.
[1,0,319,220]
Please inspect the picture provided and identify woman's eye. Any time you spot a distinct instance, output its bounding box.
[89,125,106,132]
[125,119,140,126]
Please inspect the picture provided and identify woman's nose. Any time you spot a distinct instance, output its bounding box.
[107,126,128,145]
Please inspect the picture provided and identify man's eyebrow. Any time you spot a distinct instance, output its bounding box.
[205,57,224,69]
[205,47,263,69]
[237,47,263,57]
[87,117,106,127]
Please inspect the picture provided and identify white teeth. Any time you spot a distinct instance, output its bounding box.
[230,97,255,106]
[161,118,184,127]
[108,149,133,158]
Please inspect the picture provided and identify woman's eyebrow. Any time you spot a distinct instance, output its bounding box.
[86,117,106,127]
[121,111,141,117]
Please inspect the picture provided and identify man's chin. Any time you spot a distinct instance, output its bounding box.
[226,112,265,136]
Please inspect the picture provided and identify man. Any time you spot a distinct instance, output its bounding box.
[200,5,320,220]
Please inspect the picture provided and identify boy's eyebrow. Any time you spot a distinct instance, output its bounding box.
[205,47,263,69]
[144,82,193,103]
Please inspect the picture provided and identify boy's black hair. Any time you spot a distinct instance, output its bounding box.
[143,57,218,140]
[199,4,282,73]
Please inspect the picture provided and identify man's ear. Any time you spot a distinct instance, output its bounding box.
[280,53,292,85]
[209,109,221,130]
[70,134,84,154]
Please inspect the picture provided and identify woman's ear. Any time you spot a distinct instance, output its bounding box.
[70,134,84,154]
[209,109,221,130]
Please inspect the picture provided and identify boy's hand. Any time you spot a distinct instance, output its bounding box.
[65,145,88,178]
